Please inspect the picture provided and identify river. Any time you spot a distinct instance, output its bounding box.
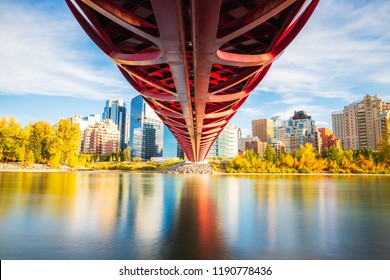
[0,172,389,259]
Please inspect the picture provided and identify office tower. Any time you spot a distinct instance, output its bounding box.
[162,125,184,158]
[129,95,163,159]
[208,123,239,158]
[336,94,390,150]
[177,144,185,159]
[252,119,275,142]
[277,111,320,152]
[270,116,282,136]
[102,99,129,151]
[82,119,120,154]
[132,118,163,159]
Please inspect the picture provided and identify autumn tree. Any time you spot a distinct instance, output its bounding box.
[378,118,390,165]
[54,119,80,166]
[264,145,277,163]
[28,121,56,163]
[0,116,29,162]
[295,143,326,173]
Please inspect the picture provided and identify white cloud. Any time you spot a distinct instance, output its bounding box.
[0,2,134,100]
[227,0,390,133]
[259,0,390,101]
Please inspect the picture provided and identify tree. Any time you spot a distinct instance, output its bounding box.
[296,143,326,172]
[378,118,390,165]
[55,119,81,166]
[123,147,131,162]
[244,149,258,162]
[281,153,296,169]
[0,116,28,162]
[28,121,56,163]
[264,145,277,163]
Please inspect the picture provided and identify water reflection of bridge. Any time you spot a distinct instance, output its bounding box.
[66,0,319,162]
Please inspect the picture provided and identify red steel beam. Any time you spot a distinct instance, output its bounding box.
[66,0,319,162]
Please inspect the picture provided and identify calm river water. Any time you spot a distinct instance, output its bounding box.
[0,172,389,260]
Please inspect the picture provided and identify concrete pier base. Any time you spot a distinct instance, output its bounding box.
[161,161,213,174]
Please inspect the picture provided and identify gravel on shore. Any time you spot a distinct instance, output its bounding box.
[161,161,214,174]
[0,163,53,170]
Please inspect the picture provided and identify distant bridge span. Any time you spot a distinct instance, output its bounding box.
[66,0,319,162]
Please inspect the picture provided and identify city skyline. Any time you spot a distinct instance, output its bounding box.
[1,0,390,137]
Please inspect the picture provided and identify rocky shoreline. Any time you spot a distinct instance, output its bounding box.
[0,163,52,170]
[161,161,214,174]
[0,163,72,171]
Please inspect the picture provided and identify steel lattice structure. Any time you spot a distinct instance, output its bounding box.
[66,0,319,162]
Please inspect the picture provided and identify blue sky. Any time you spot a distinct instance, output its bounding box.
[1,0,389,136]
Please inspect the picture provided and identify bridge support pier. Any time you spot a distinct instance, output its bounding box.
[161,161,213,174]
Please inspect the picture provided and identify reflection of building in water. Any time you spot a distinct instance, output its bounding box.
[263,180,277,249]
[67,174,121,236]
[132,174,164,257]
[317,178,338,246]
[216,177,241,243]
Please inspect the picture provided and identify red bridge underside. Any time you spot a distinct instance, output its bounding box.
[66,0,319,162]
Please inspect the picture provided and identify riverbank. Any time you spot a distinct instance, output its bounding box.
[0,163,56,172]
[0,161,180,173]
[2,162,390,176]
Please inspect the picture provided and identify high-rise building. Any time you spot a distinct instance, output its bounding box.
[129,95,164,159]
[331,110,344,145]
[270,116,282,136]
[102,99,129,151]
[252,119,275,142]
[268,138,286,156]
[358,94,390,149]
[208,123,239,158]
[245,140,268,157]
[82,119,120,154]
[68,114,101,153]
[342,102,359,150]
[132,118,163,159]
[276,111,321,152]
[318,128,341,150]
[163,125,182,158]
[377,111,390,143]
[238,135,259,153]
[334,94,390,150]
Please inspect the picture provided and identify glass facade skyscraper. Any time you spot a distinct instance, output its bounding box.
[163,125,180,158]
[102,99,129,151]
[130,95,164,159]
[132,118,163,159]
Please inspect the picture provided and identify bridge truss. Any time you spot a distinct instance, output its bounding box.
[66,0,319,162]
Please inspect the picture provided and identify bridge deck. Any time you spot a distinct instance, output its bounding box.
[66,0,319,162]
